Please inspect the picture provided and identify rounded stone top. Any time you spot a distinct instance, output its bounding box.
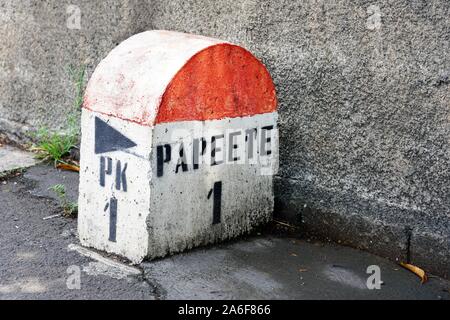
[83,30,277,126]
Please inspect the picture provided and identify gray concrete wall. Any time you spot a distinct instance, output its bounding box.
[0,0,448,277]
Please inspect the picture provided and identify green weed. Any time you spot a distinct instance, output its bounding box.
[32,65,86,166]
[49,184,78,218]
[32,127,78,166]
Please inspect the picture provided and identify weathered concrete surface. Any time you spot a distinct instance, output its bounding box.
[0,1,449,276]
[0,164,449,299]
[147,0,450,278]
[0,146,38,174]
[0,0,152,142]
[142,238,450,300]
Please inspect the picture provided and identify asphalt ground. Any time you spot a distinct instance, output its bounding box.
[0,161,448,300]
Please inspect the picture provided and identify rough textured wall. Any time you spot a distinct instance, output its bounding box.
[0,0,448,277]
[150,0,450,277]
[0,0,153,140]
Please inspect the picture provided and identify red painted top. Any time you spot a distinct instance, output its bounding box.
[83,31,277,126]
[155,44,277,123]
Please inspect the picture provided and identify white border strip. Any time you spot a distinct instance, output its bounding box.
[68,244,142,276]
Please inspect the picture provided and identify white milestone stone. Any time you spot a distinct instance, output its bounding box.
[78,30,279,263]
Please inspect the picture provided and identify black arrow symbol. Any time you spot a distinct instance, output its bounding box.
[95,117,137,154]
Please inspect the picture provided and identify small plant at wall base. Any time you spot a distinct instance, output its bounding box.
[50,184,78,218]
[31,65,86,167]
[32,127,78,166]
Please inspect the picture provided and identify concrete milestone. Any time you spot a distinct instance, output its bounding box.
[78,30,279,263]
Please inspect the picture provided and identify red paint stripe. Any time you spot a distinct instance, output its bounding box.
[155,44,277,124]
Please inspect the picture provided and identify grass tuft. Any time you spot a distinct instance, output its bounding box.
[32,128,78,166]
[32,64,86,166]
[49,184,78,218]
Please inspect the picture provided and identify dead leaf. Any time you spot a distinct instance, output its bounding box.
[291,253,298,257]
[56,163,80,172]
[298,268,308,272]
[400,262,428,284]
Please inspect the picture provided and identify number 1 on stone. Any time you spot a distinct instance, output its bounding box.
[104,197,118,242]
[208,182,222,225]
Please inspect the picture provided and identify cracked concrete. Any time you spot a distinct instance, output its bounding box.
[0,163,449,300]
